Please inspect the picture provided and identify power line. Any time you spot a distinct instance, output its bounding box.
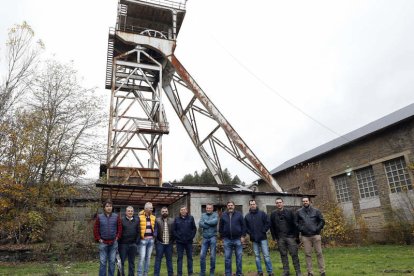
[209,34,351,143]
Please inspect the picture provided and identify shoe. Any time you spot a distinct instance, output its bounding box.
[269,273,275,276]
[320,273,326,276]
[308,273,314,276]
[258,273,264,276]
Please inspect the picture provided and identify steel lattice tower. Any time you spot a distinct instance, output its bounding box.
[104,0,283,194]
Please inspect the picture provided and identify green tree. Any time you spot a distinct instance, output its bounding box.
[230,175,242,184]
[178,168,243,184]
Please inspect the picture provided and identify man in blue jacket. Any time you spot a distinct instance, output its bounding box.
[245,199,273,276]
[219,200,246,276]
[199,203,218,276]
[173,206,197,276]
[94,199,122,276]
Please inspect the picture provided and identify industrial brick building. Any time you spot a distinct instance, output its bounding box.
[260,103,414,238]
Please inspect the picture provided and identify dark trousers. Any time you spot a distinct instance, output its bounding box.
[278,237,301,274]
[154,242,173,276]
[118,243,137,276]
[176,242,193,276]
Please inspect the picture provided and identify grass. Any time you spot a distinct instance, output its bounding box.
[0,245,413,275]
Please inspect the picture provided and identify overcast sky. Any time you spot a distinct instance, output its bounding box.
[2,0,414,183]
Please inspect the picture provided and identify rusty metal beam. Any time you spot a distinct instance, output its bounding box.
[166,55,283,192]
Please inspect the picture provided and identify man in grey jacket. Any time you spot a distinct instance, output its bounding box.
[296,197,326,276]
[199,203,218,276]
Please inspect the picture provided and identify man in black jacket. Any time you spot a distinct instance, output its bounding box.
[118,206,139,276]
[245,199,273,276]
[154,206,174,276]
[270,198,302,276]
[219,200,246,276]
[173,206,197,276]
[296,197,326,276]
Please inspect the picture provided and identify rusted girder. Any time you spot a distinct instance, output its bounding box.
[167,55,283,192]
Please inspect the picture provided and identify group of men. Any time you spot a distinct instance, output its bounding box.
[94,196,326,276]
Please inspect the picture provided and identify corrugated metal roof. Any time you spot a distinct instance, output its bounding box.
[171,183,252,192]
[270,103,414,175]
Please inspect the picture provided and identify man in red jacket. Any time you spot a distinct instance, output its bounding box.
[94,199,122,276]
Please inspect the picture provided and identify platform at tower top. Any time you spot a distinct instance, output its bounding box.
[127,0,187,10]
[118,0,186,38]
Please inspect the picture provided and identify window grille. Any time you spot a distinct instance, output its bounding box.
[355,166,378,198]
[384,157,412,193]
[333,174,352,203]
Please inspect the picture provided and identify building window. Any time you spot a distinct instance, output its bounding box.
[333,174,352,203]
[384,157,412,193]
[355,166,378,198]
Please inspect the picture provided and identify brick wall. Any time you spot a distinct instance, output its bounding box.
[271,119,414,240]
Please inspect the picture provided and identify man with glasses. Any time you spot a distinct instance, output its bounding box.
[296,197,325,276]
[270,198,302,276]
[245,199,273,276]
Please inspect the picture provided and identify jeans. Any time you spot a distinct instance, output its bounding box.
[223,238,243,276]
[302,235,325,274]
[154,242,173,276]
[99,241,118,276]
[118,243,137,276]
[278,237,301,275]
[137,238,154,276]
[200,236,217,276]
[252,239,273,274]
[177,242,193,276]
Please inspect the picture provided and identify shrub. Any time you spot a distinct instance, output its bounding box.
[320,202,353,245]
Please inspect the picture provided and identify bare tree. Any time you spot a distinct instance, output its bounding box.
[27,59,106,187]
[0,22,44,120]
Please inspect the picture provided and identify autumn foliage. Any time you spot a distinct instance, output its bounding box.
[320,202,353,245]
[0,23,104,244]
